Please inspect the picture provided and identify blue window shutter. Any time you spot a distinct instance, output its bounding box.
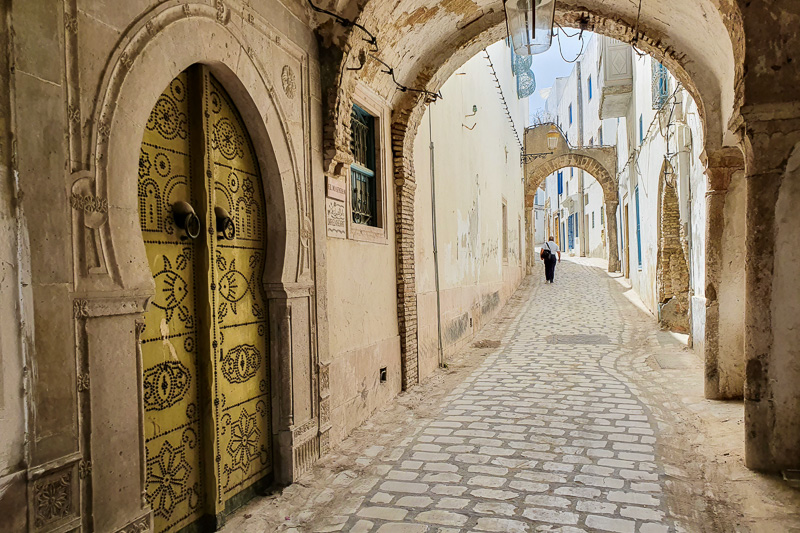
[639,115,643,144]
[635,186,642,267]
[558,172,563,195]
[588,76,592,100]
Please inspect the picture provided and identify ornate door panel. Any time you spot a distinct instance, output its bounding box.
[138,67,271,533]
[138,71,205,533]
[203,74,271,505]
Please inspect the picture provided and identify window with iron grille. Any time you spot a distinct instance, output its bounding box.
[350,105,377,227]
[652,61,669,109]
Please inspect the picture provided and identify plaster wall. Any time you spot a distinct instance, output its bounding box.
[717,169,745,395]
[766,141,800,466]
[686,103,708,352]
[414,41,526,380]
[0,1,28,525]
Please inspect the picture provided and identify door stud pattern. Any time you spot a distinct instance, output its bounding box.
[139,68,271,533]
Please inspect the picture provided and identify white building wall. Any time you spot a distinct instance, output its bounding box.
[414,40,527,380]
[615,52,707,342]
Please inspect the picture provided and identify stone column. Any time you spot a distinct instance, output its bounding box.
[742,115,800,471]
[604,198,620,272]
[525,195,534,274]
[703,148,744,400]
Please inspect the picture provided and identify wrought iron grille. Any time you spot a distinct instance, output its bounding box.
[652,61,669,109]
[350,105,377,226]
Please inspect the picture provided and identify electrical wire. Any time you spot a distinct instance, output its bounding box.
[617,82,682,181]
[307,0,377,51]
[483,49,523,152]
[553,23,585,64]
[630,0,648,58]
[307,0,442,101]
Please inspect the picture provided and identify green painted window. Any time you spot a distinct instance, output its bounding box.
[351,105,378,226]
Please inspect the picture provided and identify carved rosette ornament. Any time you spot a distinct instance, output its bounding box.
[281,65,296,99]
[33,471,73,528]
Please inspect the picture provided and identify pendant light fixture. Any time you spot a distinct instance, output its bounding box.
[504,0,556,56]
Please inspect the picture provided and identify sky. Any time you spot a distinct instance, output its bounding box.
[526,29,593,120]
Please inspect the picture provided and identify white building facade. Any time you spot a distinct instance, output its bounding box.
[534,34,717,349]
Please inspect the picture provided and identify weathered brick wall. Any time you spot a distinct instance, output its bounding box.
[657,176,690,333]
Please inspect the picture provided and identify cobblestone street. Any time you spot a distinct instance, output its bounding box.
[223,258,800,533]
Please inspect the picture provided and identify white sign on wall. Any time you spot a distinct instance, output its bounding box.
[326,198,346,239]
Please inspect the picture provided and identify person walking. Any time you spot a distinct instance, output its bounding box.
[540,236,561,283]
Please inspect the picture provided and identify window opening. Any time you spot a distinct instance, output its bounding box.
[351,104,378,226]
[652,61,670,109]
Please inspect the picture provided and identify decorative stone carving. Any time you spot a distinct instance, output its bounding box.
[319,430,331,456]
[77,373,90,392]
[319,397,330,426]
[117,515,151,533]
[119,52,133,71]
[33,470,73,528]
[67,105,80,124]
[282,65,296,99]
[319,363,330,396]
[214,0,230,24]
[73,299,89,318]
[64,16,78,34]
[70,193,108,214]
[79,460,92,479]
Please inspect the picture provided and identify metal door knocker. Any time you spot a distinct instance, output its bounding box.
[214,206,236,240]
[172,201,201,240]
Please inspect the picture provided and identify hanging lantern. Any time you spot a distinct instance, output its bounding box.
[505,0,555,56]
[547,124,559,150]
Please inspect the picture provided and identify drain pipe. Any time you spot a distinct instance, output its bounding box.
[429,109,445,368]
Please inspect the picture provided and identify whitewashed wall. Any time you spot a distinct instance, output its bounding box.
[414,40,527,380]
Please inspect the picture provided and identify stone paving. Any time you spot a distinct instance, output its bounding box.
[307,259,675,533]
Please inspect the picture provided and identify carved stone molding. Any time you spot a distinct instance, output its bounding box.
[282,65,296,99]
[77,373,90,392]
[117,514,151,533]
[28,459,80,532]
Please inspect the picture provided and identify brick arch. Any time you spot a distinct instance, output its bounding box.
[656,160,691,333]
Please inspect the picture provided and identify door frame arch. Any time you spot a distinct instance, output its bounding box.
[72,6,324,531]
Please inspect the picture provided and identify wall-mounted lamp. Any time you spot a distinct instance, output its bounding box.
[547,124,559,150]
[504,0,555,56]
[172,201,201,240]
[214,206,236,241]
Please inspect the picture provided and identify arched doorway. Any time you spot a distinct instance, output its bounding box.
[138,65,272,532]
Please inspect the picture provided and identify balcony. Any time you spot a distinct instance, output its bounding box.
[598,36,633,119]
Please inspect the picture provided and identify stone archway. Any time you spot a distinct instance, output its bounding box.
[656,160,690,333]
[315,0,742,393]
[523,124,619,272]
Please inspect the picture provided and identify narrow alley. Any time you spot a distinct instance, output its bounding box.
[223,259,800,533]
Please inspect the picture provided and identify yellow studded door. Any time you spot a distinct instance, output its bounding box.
[138,66,271,533]
[203,73,271,509]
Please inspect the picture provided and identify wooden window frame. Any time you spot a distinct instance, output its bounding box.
[347,83,391,244]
